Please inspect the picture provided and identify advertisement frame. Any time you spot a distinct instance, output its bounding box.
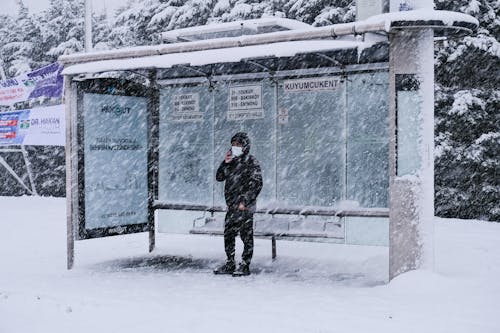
[76,79,156,240]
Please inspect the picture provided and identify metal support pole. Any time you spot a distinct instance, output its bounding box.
[20,146,37,195]
[0,154,33,194]
[84,0,92,52]
[65,76,75,269]
[148,69,159,253]
[271,236,277,260]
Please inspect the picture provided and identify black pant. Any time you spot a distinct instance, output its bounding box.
[224,209,254,266]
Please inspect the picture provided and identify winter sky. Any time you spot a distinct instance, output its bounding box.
[3,0,124,17]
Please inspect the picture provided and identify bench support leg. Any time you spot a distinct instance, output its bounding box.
[271,236,277,260]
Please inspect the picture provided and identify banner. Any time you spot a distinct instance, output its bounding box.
[0,63,64,106]
[0,105,65,146]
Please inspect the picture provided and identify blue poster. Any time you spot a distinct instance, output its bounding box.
[83,93,149,230]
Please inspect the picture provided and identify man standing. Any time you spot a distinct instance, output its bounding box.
[214,132,263,276]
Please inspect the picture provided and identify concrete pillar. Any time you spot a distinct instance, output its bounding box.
[389,0,435,280]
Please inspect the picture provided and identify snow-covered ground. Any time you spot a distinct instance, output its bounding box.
[0,196,499,333]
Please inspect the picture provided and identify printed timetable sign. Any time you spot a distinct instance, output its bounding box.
[170,93,202,122]
[228,84,264,120]
[82,92,149,236]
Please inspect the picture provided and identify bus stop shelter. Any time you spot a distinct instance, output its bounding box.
[60,10,477,281]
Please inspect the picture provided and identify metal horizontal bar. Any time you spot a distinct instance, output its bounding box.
[189,229,344,239]
[156,63,389,86]
[0,149,23,153]
[153,201,389,218]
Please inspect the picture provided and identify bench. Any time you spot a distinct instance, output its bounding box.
[153,201,390,259]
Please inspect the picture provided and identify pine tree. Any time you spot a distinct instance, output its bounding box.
[42,0,85,58]
[0,0,42,76]
[284,0,354,26]
[434,0,500,221]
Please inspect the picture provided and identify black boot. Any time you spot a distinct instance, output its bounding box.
[232,262,250,277]
[213,261,235,275]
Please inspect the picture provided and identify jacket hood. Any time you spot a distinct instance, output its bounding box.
[231,132,251,154]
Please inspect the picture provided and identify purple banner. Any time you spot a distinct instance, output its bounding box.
[0,63,64,106]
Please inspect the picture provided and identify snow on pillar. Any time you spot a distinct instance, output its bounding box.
[389,0,435,280]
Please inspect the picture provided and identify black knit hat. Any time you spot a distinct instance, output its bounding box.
[231,132,250,153]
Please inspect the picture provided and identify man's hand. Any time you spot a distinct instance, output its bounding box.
[224,150,232,163]
[238,203,247,211]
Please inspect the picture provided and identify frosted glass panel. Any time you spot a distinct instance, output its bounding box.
[347,72,389,208]
[159,84,213,204]
[213,79,276,207]
[397,90,421,175]
[345,217,389,246]
[277,77,345,206]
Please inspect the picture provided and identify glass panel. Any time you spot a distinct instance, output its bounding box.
[347,72,389,207]
[397,90,421,175]
[345,217,389,246]
[83,93,149,229]
[159,84,213,204]
[213,79,276,207]
[277,76,345,206]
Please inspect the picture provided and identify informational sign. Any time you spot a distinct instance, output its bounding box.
[0,104,65,146]
[228,84,264,120]
[83,93,149,231]
[283,77,342,93]
[170,93,202,122]
[277,107,288,124]
[0,63,64,106]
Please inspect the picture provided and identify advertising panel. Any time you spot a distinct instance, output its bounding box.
[0,63,64,106]
[82,92,149,235]
[0,104,65,146]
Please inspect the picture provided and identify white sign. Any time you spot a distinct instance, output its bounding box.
[227,109,264,121]
[283,77,342,93]
[277,108,288,124]
[171,93,203,122]
[228,85,264,121]
[229,85,262,110]
[0,104,65,146]
[23,105,65,146]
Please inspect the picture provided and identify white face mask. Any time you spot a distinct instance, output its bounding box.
[231,145,243,157]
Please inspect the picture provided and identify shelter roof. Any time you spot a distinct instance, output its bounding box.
[62,40,371,76]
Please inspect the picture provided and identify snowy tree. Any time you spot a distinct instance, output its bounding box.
[41,0,85,58]
[434,0,500,221]
[108,0,165,47]
[0,1,42,75]
[284,0,355,26]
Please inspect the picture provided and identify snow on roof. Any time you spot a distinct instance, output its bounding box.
[59,10,478,73]
[161,17,312,42]
[365,9,479,32]
[62,40,365,76]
